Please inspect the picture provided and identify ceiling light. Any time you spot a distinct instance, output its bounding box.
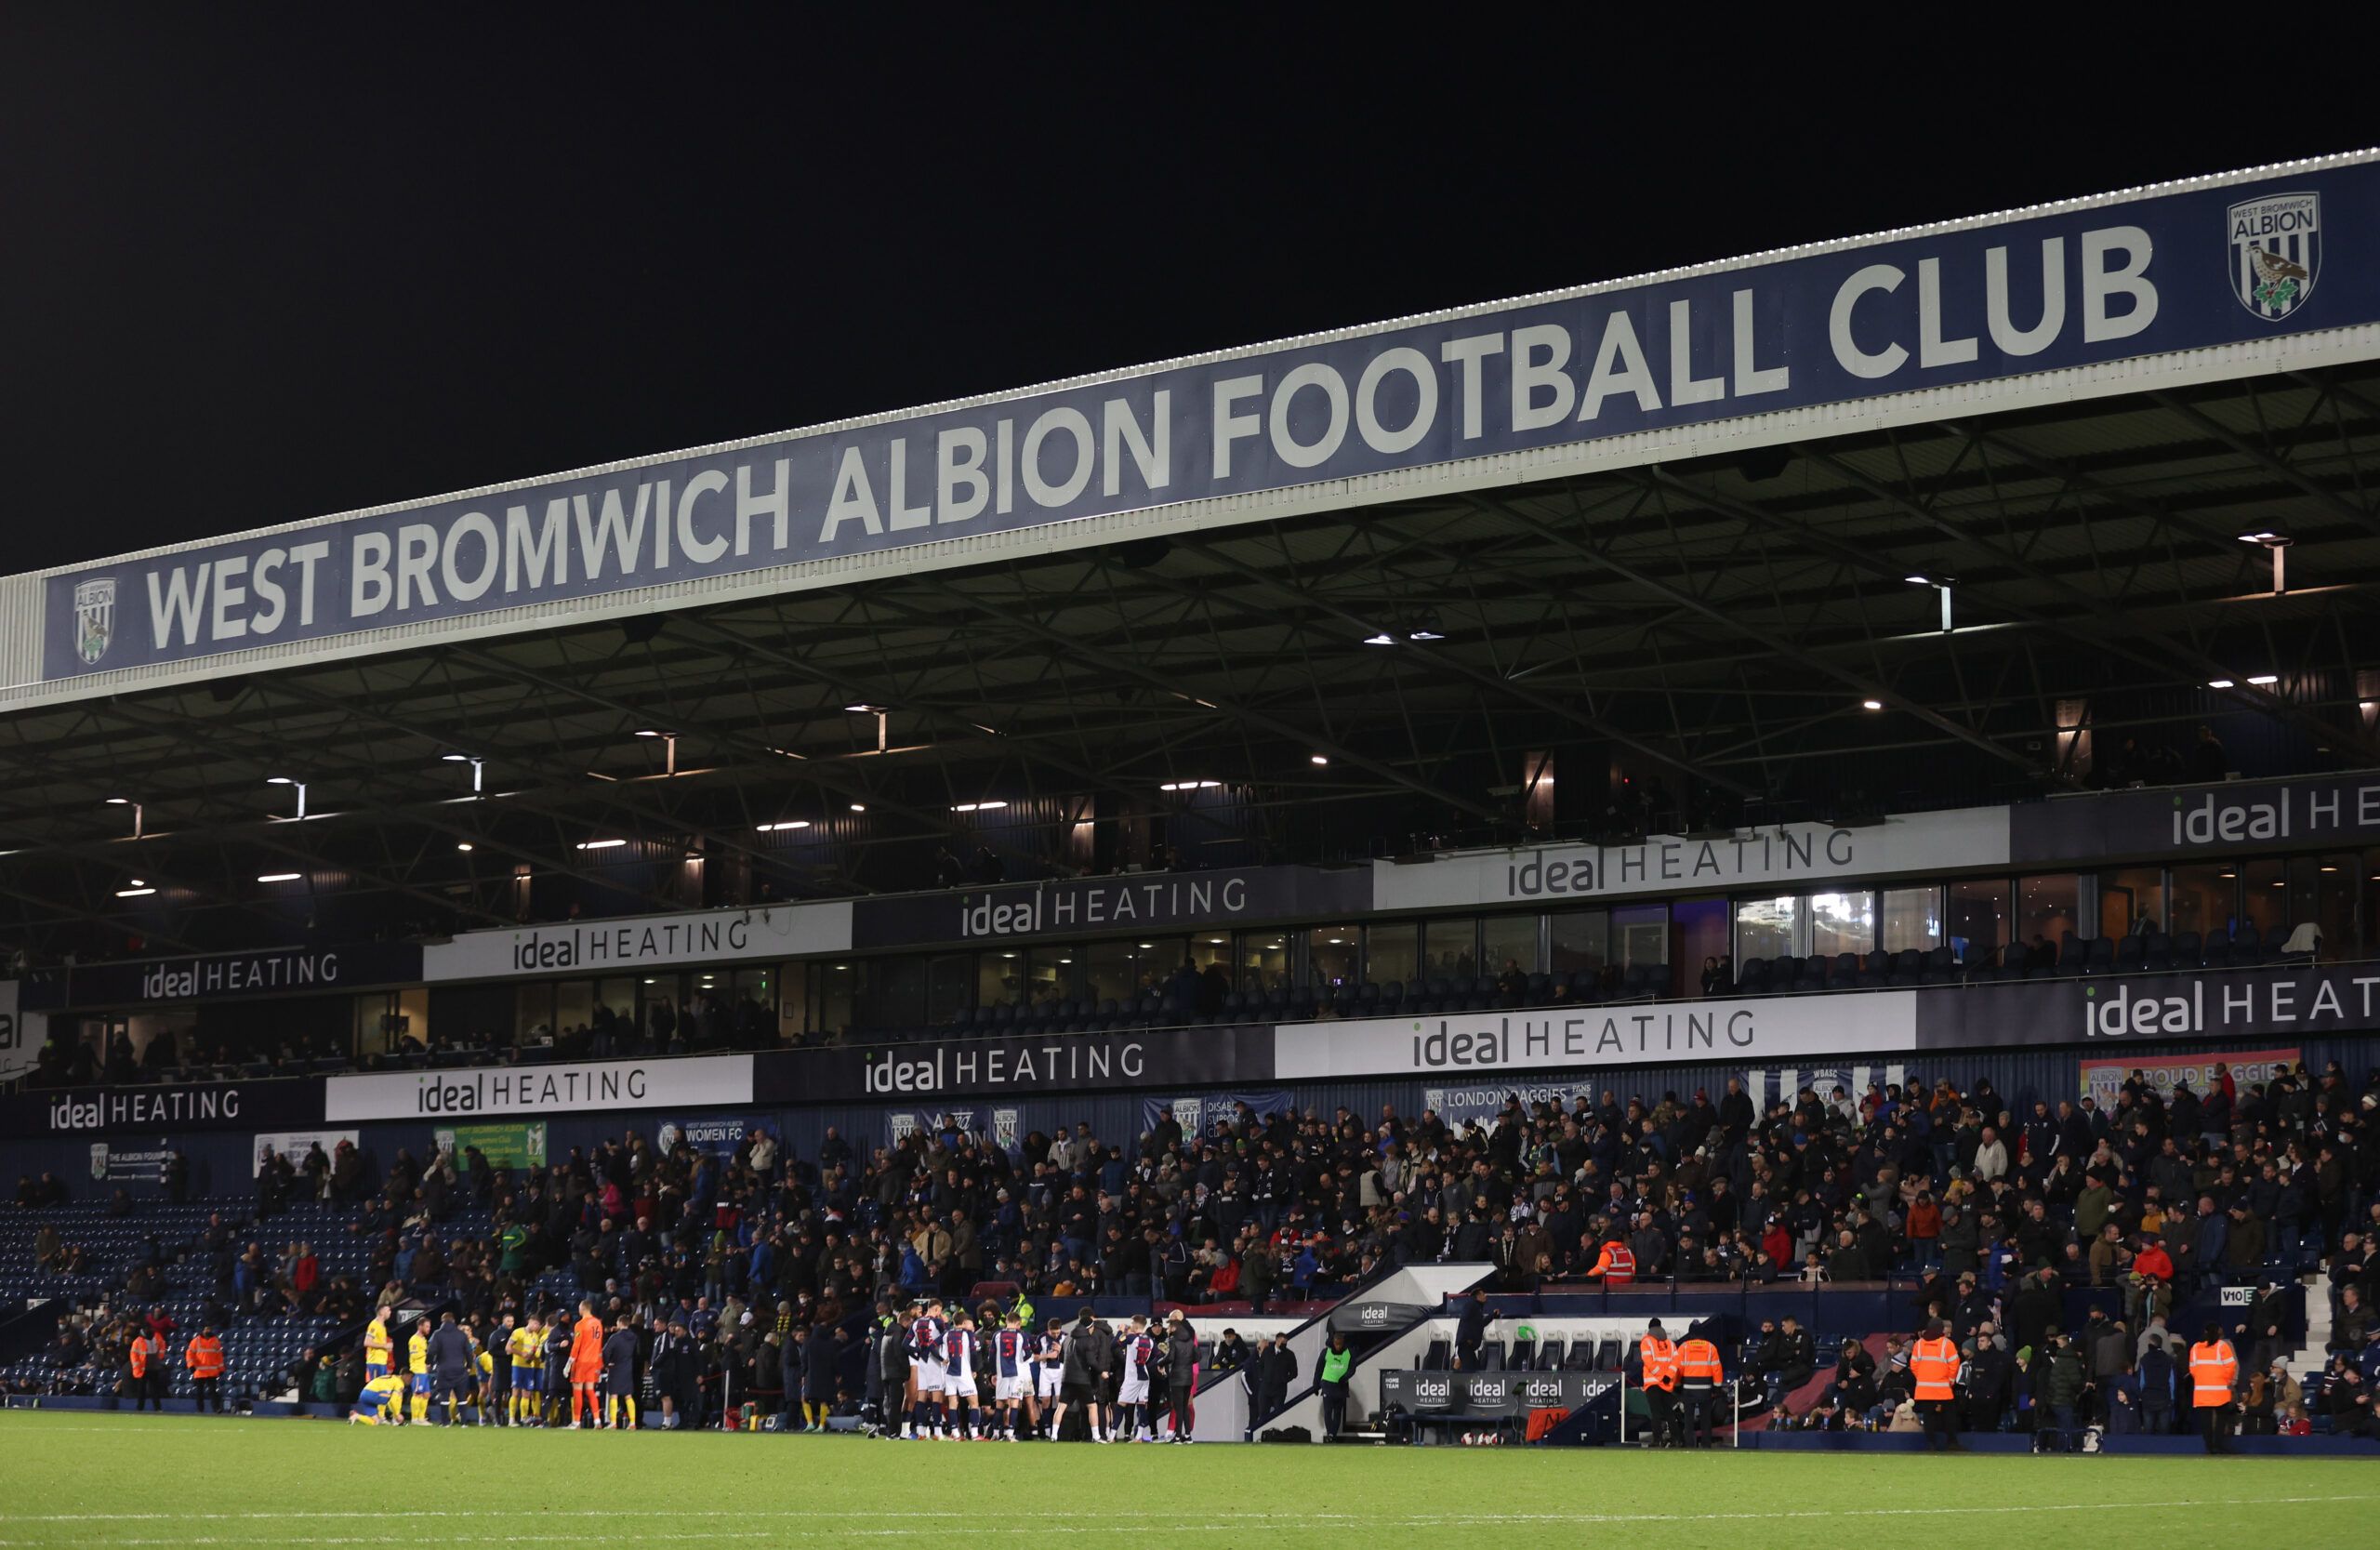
[266,776,298,786]
[849,803,866,813]
[257,872,302,883]
[1408,629,1445,642]
[2320,865,2337,873]
[1861,699,1884,711]
[114,886,156,898]
[952,801,1008,813]
[1159,780,1222,792]
[2237,532,2281,543]
[127,879,146,888]
[2218,871,2236,880]
[1904,575,1930,586]
[1363,633,1395,646]
[2207,679,2236,689]
[1210,937,1225,945]
[576,838,628,850]
[441,753,471,762]
[456,842,474,853]
[634,729,668,738]
[755,821,813,832]
[844,703,883,713]
[2246,674,2279,685]
[1310,755,1329,766]
[106,796,133,805]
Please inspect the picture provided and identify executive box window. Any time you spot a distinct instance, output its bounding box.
[2240,858,2288,940]
[1305,925,1359,990]
[2017,874,2081,953]
[1810,892,1875,958]
[1365,922,1420,987]
[1947,879,2009,963]
[2168,863,2236,942]
[1734,895,1799,962]
[1480,913,1541,977]
[1421,917,1479,980]
[2099,868,2165,937]
[1550,908,1610,978]
[1880,886,1943,952]
[2291,854,2359,958]
[1613,904,1669,967]
[1236,931,1289,993]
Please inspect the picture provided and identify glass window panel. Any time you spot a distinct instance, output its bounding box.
[776,961,808,1039]
[2168,864,2236,943]
[1305,924,1360,990]
[1880,886,1943,952]
[2239,857,2287,937]
[2099,868,2165,938]
[817,960,860,1040]
[1612,904,1670,968]
[553,979,594,1040]
[1671,898,1730,991]
[1189,934,1235,975]
[2016,874,2082,956]
[2293,855,2357,956]
[1549,910,1609,977]
[1421,917,1479,981]
[1236,930,1289,994]
[924,954,972,1026]
[514,984,556,1043]
[1810,891,1876,957]
[1734,895,1800,963]
[1946,879,2009,964]
[856,956,925,1031]
[594,977,638,1038]
[1364,922,1419,987]
[1479,914,1540,977]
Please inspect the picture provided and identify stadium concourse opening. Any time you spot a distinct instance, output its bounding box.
[2,152,2380,1476]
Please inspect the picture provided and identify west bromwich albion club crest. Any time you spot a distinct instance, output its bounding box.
[2228,192,2320,321]
[73,577,116,666]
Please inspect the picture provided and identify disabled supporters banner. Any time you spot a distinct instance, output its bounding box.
[2076,1048,2299,1110]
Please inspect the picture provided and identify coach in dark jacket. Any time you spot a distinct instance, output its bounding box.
[801,1321,840,1426]
[651,1318,700,1428]
[425,1312,477,1424]
[1162,1312,1199,1437]
[1254,1334,1298,1418]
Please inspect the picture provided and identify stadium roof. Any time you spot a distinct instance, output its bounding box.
[4,153,2378,956]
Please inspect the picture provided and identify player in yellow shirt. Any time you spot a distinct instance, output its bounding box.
[405,1321,431,1424]
[350,1371,408,1425]
[509,1316,546,1426]
[364,1306,393,1380]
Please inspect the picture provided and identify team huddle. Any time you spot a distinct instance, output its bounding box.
[883,1300,1198,1443]
[349,1299,638,1429]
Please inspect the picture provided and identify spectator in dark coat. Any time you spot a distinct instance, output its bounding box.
[800,1320,840,1431]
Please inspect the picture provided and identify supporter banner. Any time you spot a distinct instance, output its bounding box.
[1274,994,1917,1081]
[425,904,850,982]
[1915,963,2380,1049]
[853,866,1368,948]
[251,1129,357,1174]
[0,981,33,1084]
[7,1078,324,1136]
[1379,1370,1620,1415]
[657,1115,751,1157]
[2010,774,2380,865]
[756,1025,1275,1105]
[324,1054,754,1121]
[1373,809,2007,912]
[1420,1078,1601,1129]
[1143,1090,1297,1141]
[1741,1063,1909,1116]
[46,157,2379,685]
[882,1104,1025,1154]
[87,1139,178,1185]
[432,1119,548,1170]
[57,941,421,1008]
[2077,1047,2301,1109]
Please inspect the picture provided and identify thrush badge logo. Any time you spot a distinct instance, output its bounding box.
[90,1143,111,1181]
[73,577,116,666]
[2228,192,2320,321]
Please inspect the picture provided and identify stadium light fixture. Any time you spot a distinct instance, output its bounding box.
[952,801,1008,813]
[441,753,485,793]
[2207,678,2236,689]
[1905,574,1955,630]
[257,871,302,883]
[266,776,308,819]
[1408,629,1445,642]
[2246,674,2280,685]
[755,820,813,832]
[1158,780,1222,792]
[115,883,156,898]
[849,803,866,813]
[1309,755,1329,766]
[105,797,144,839]
[635,730,680,775]
[576,838,628,850]
[1362,632,1395,646]
[456,842,474,853]
[1861,699,1884,711]
[2238,532,2293,593]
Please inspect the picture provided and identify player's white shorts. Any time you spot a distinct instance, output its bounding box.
[995,1372,1028,1402]
[942,1368,975,1399]
[1117,1373,1150,1405]
[1035,1367,1063,1399]
[914,1359,946,1393]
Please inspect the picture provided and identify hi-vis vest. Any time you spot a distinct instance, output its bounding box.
[2188,1340,2238,1408]
[1638,1335,1679,1391]
[1676,1338,1723,1389]
[185,1335,224,1380]
[1594,1242,1636,1284]
[1910,1336,1962,1402]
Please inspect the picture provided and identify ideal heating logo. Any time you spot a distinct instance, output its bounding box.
[2084,981,2202,1039]
[2170,783,2380,846]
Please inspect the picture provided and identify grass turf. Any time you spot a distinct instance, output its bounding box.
[0,1411,2370,1549]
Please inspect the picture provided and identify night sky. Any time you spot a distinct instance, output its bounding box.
[2,16,2369,572]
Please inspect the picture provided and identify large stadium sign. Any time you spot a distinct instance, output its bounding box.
[40,156,2380,684]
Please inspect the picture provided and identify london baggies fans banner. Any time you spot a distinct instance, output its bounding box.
[44,159,2377,683]
[2077,1048,2299,1110]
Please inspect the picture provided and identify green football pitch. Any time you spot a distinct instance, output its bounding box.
[0,1411,2370,1549]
